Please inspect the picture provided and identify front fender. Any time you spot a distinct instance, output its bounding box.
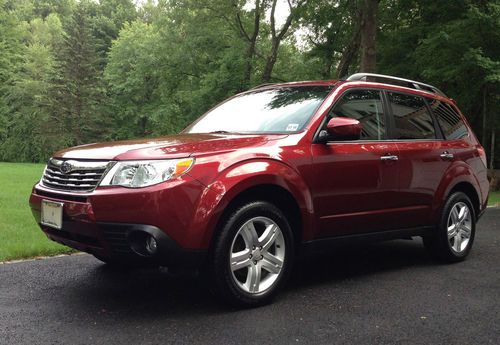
[189,159,314,249]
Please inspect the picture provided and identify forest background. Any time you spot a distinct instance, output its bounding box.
[0,0,498,172]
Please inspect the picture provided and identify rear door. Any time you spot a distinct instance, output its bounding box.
[311,88,401,238]
[386,91,453,228]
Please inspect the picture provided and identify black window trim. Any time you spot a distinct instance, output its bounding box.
[312,87,391,144]
[424,97,470,141]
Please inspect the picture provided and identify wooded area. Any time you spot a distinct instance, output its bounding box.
[0,0,499,167]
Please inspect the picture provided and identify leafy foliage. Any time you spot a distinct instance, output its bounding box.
[377,0,500,166]
[0,0,499,166]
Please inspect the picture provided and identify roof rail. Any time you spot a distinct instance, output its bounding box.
[346,73,447,97]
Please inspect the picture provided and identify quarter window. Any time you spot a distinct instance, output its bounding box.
[427,98,468,140]
[328,89,385,140]
[388,92,436,140]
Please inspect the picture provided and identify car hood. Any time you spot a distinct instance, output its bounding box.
[53,133,287,160]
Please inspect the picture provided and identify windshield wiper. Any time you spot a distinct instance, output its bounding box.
[209,130,233,134]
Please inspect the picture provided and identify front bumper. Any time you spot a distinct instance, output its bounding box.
[29,178,210,268]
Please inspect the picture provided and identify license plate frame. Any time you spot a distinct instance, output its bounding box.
[41,200,64,230]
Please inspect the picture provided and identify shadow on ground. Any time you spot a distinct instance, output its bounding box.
[69,238,434,318]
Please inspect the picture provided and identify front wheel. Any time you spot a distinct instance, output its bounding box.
[423,192,476,262]
[207,201,295,307]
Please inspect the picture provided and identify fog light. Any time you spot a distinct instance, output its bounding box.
[145,236,158,255]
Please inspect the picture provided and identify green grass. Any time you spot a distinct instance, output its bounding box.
[489,191,500,206]
[0,162,73,261]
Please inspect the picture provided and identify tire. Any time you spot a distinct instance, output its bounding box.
[206,201,295,307]
[423,192,476,262]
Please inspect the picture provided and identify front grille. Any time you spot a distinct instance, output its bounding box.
[45,228,101,248]
[41,158,111,192]
[34,189,88,203]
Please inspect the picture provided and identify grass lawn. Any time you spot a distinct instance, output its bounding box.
[489,191,500,206]
[0,162,73,262]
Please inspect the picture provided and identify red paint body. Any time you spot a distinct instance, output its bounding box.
[29,80,489,264]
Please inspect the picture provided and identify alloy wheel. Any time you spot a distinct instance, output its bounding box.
[229,216,286,294]
[447,202,472,253]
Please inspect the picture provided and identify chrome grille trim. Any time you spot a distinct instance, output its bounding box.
[40,158,113,193]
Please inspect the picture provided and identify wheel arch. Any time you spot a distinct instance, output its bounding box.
[196,160,315,251]
[433,162,483,223]
[446,182,481,220]
[212,184,304,250]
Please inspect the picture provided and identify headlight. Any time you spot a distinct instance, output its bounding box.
[99,158,194,188]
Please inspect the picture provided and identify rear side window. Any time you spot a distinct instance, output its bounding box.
[387,92,436,140]
[328,89,385,140]
[427,98,468,140]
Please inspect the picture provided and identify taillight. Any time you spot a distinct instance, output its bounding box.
[477,146,487,167]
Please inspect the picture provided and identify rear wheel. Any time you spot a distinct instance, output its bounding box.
[207,201,295,307]
[423,192,476,262]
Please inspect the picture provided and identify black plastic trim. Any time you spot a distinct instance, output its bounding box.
[97,222,207,268]
[301,226,435,255]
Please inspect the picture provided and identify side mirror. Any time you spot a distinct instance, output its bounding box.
[325,117,362,141]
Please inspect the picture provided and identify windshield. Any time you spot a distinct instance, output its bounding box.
[185,85,333,134]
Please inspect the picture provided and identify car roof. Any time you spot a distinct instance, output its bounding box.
[253,74,451,102]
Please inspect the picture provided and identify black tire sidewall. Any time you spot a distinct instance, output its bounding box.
[209,201,295,307]
[431,192,476,261]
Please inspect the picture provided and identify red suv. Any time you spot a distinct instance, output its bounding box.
[29,73,489,306]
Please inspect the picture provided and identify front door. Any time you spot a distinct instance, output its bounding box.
[311,88,402,238]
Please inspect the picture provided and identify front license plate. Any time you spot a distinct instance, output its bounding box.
[41,200,64,230]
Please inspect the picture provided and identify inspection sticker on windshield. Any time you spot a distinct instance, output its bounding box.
[286,123,299,131]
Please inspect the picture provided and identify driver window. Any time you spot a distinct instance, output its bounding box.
[327,89,386,140]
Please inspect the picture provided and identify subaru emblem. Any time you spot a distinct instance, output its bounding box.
[60,161,73,174]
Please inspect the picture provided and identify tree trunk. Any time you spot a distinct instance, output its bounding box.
[359,0,378,73]
[262,40,279,83]
[336,10,362,78]
[243,37,258,86]
[261,0,303,83]
[74,87,83,145]
[242,0,261,88]
[482,85,487,146]
[491,129,496,170]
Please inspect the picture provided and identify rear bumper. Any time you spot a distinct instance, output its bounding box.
[29,179,210,268]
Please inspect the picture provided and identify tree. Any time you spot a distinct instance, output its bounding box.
[1,13,67,161]
[1,0,499,166]
[359,0,378,73]
[55,0,105,146]
[378,0,500,167]
[233,0,265,88]
[0,1,25,160]
[299,0,361,79]
[261,0,306,82]
[89,0,137,68]
[104,21,161,138]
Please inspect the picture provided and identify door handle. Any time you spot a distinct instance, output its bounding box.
[380,155,399,161]
[440,151,454,160]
